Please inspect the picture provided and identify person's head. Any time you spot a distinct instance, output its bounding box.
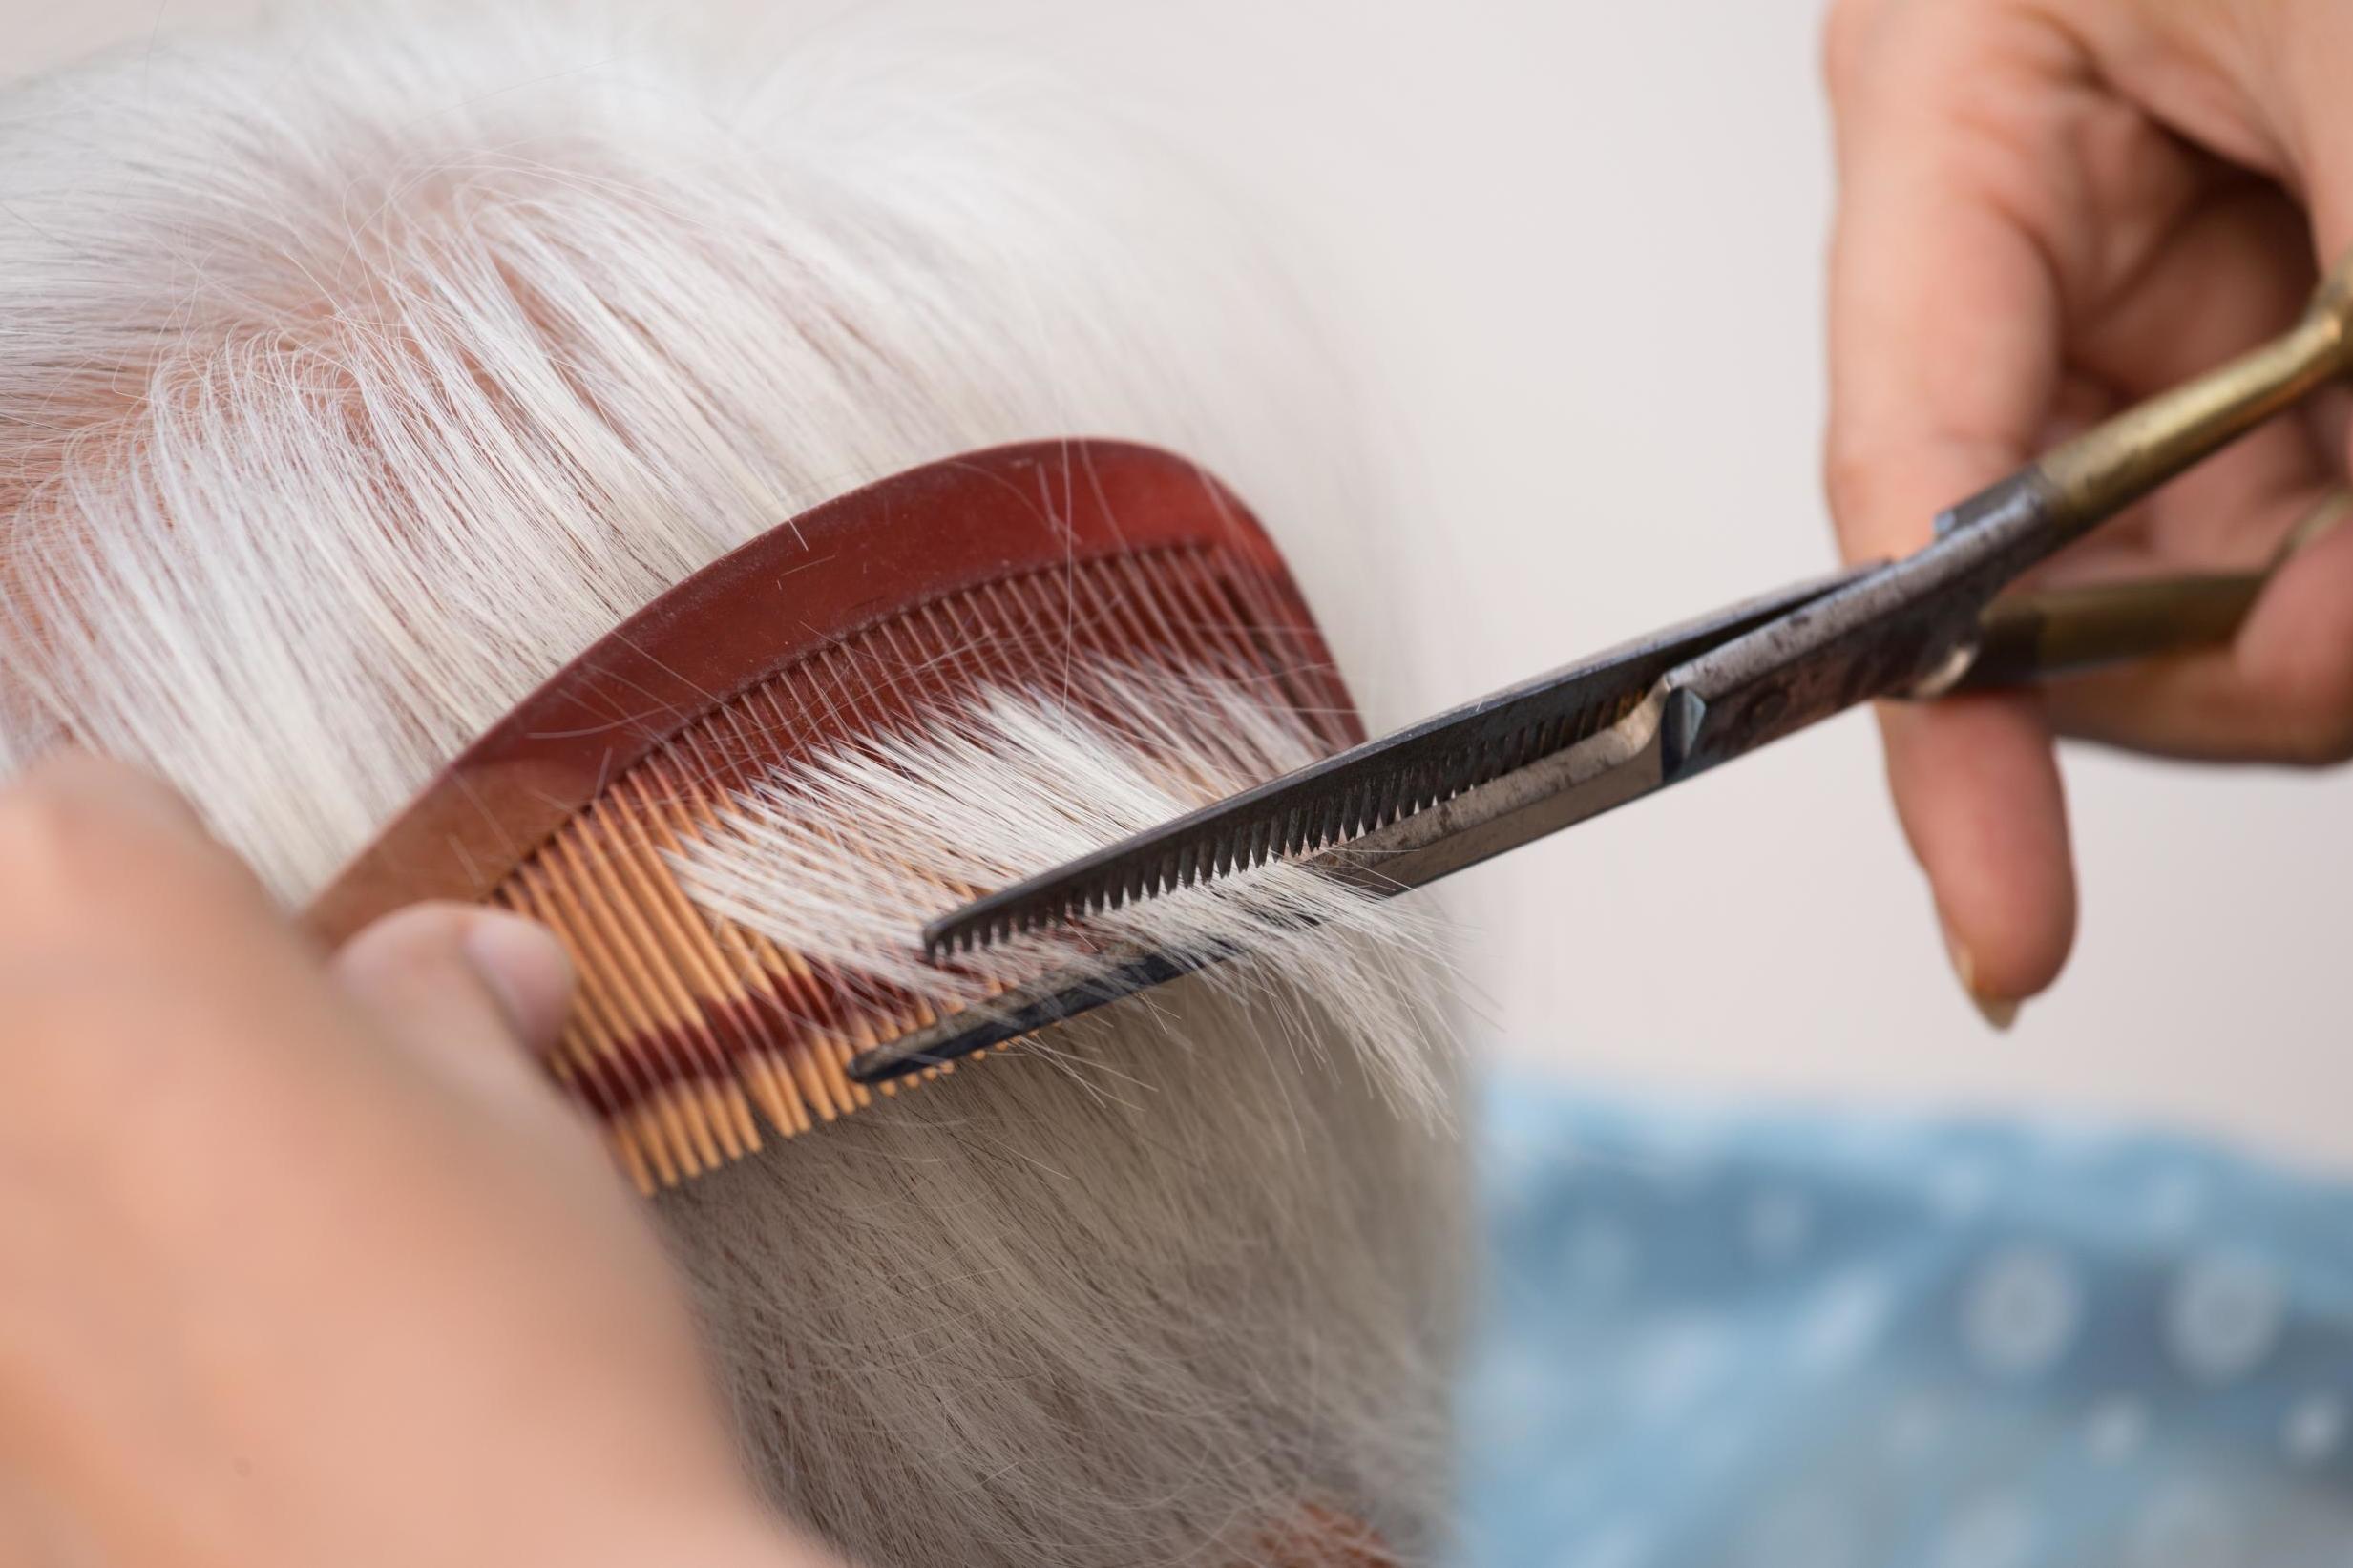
[0,11,1466,1565]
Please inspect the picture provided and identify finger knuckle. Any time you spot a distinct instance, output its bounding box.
[1820,0,1894,100]
[1821,436,1881,521]
[0,784,122,900]
[1821,0,1865,98]
[0,761,269,941]
[2279,704,2353,767]
[2254,655,2353,764]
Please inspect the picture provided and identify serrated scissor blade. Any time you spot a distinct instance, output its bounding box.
[852,570,1866,1085]
[917,570,1862,961]
[851,691,1670,1083]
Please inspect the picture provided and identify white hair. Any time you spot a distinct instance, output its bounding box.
[680,660,1454,1117]
[0,10,1467,1566]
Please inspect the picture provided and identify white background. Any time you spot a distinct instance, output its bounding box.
[12,2,2349,1167]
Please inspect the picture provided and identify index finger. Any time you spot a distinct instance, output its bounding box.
[0,751,354,1156]
[0,751,271,959]
[1822,2,2094,1003]
[1825,2,2069,556]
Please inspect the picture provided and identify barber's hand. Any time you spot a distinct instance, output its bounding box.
[0,755,835,1568]
[1824,0,2353,1019]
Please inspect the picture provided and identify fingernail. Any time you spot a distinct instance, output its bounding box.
[461,910,575,1048]
[1969,990,2020,1032]
[1940,916,2020,1034]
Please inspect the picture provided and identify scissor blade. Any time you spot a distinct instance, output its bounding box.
[850,944,1229,1083]
[852,692,1671,1083]
[920,569,1867,961]
[856,575,1864,1085]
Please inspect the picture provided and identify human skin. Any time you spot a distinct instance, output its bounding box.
[1823,0,2353,1016]
[0,754,844,1568]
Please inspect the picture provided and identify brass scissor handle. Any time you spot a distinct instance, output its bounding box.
[2032,254,2353,539]
[1933,249,2353,691]
[1959,491,2351,689]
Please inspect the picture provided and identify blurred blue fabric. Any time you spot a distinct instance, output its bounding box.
[1458,1072,2353,1568]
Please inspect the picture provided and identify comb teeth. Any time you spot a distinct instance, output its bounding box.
[489,544,1355,1192]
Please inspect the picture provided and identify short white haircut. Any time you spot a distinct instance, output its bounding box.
[0,10,1467,1566]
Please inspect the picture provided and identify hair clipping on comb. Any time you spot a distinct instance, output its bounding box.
[304,440,1358,1191]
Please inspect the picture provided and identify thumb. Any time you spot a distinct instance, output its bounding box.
[332,904,576,1095]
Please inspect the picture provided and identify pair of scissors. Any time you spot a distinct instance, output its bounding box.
[851,255,2353,1084]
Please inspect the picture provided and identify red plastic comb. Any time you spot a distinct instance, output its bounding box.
[305,440,1358,1191]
